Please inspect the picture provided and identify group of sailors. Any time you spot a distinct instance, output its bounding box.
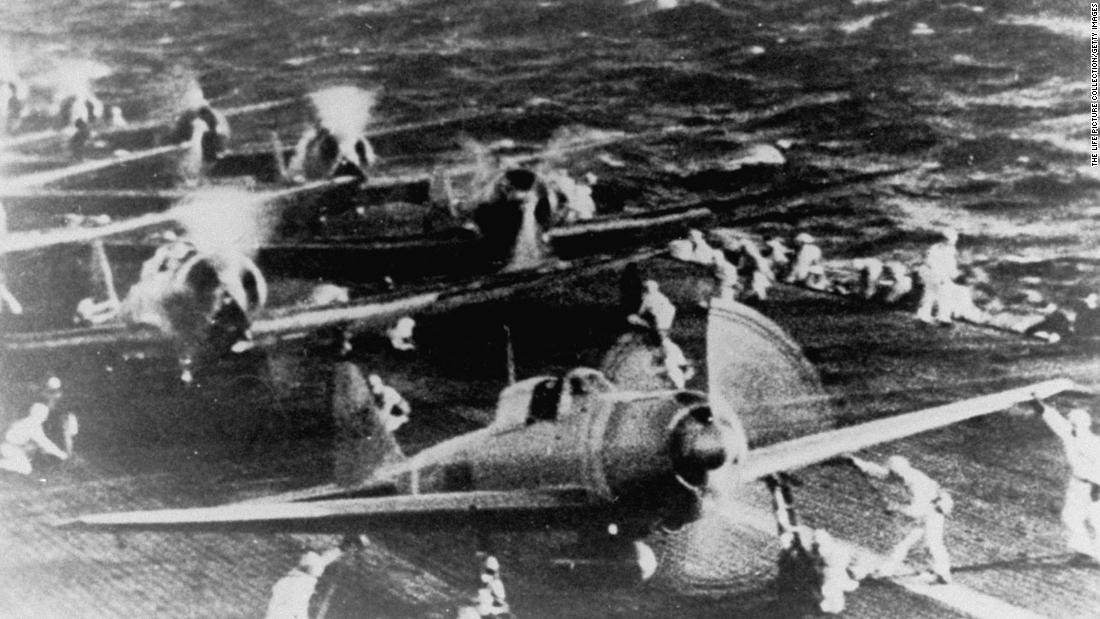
[624,260,959,614]
[1024,292,1100,344]
[770,453,954,615]
[264,546,508,619]
[675,224,1100,345]
[645,228,1100,614]
[770,397,1100,616]
[6,64,1100,617]
[674,229,827,305]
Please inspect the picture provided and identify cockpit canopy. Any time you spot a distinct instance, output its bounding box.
[492,367,614,428]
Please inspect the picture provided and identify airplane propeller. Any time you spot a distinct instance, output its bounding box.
[649,300,834,590]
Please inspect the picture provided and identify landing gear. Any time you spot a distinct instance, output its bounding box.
[767,475,819,609]
[551,522,658,585]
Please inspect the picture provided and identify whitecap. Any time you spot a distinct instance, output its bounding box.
[722,143,785,169]
[282,56,316,67]
[911,22,935,36]
[838,14,882,34]
[1000,14,1091,40]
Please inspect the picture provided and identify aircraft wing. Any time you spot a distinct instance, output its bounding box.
[250,248,663,344]
[64,487,599,533]
[4,144,186,192]
[0,178,358,255]
[738,378,1079,481]
[1,323,172,352]
[2,250,659,354]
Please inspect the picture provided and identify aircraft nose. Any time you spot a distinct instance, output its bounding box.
[668,406,729,490]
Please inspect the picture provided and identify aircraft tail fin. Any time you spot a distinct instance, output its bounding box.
[331,361,405,486]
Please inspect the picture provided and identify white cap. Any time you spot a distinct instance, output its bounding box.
[45,376,62,391]
[643,279,659,291]
[794,232,814,244]
[483,555,500,573]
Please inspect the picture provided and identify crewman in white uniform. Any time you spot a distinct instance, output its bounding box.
[1034,399,1100,561]
[264,548,342,619]
[475,555,509,617]
[685,229,716,264]
[0,378,70,475]
[848,454,953,584]
[711,251,741,303]
[368,374,412,432]
[785,233,826,290]
[659,335,694,389]
[766,236,792,278]
[545,169,596,222]
[812,528,861,614]
[739,238,775,301]
[628,279,676,337]
[915,228,960,324]
[387,316,417,352]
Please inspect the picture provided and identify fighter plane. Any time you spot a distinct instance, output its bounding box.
[0,168,702,384]
[68,300,1078,588]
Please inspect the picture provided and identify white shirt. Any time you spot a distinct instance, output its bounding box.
[892,466,943,520]
[264,570,318,619]
[1044,409,1100,485]
[4,404,66,458]
[792,244,823,277]
[638,291,676,331]
[923,241,958,283]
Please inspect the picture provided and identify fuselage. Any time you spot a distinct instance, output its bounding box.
[374,370,748,533]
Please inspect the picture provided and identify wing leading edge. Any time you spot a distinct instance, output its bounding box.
[64,487,599,534]
[739,378,1079,482]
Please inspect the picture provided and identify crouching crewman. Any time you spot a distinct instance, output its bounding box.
[0,378,71,476]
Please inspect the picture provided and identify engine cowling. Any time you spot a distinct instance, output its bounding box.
[172,252,267,315]
[122,247,268,351]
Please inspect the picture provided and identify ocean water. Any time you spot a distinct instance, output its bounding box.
[2,0,1094,307]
